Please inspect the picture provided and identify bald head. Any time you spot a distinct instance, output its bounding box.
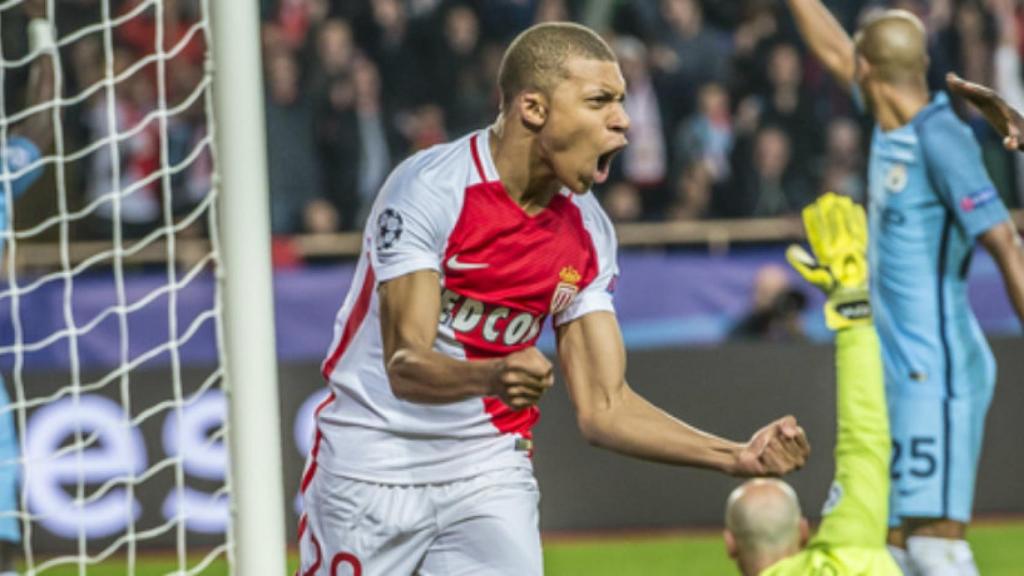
[854,9,928,85]
[725,479,804,567]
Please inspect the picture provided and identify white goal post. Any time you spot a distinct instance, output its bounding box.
[208,0,289,573]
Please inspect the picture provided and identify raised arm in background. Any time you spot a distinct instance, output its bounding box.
[13,0,55,152]
[785,0,856,87]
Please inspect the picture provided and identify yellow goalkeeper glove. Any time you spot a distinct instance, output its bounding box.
[786,193,871,330]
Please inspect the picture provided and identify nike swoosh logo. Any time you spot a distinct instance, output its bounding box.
[446,254,489,270]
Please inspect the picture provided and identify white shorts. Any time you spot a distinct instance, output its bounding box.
[297,466,542,576]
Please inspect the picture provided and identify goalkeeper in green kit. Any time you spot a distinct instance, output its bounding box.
[722,193,902,575]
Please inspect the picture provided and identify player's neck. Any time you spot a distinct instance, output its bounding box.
[740,549,794,575]
[739,555,773,576]
[876,83,930,131]
[489,118,561,216]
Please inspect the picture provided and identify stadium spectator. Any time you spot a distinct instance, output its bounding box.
[952,0,991,88]
[666,162,713,221]
[426,3,491,135]
[405,103,448,151]
[265,50,321,234]
[729,264,807,342]
[358,0,424,119]
[729,1,779,105]
[650,0,733,131]
[311,72,357,233]
[725,125,811,217]
[166,60,212,216]
[117,0,204,65]
[615,36,668,213]
[350,56,393,227]
[300,0,332,50]
[82,47,163,238]
[759,43,821,181]
[309,20,358,232]
[261,20,291,61]
[819,117,865,202]
[673,82,733,184]
[275,0,314,50]
[309,18,356,95]
[602,181,644,223]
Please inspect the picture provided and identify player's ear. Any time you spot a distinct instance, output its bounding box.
[723,529,738,559]
[799,517,810,548]
[518,90,548,131]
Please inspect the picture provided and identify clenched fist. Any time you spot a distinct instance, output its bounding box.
[733,415,810,477]
[490,347,554,410]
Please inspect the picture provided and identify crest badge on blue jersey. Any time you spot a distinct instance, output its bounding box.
[885,163,908,193]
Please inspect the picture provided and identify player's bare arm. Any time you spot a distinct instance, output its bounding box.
[556,311,809,477]
[380,269,554,408]
[785,0,856,87]
[978,221,1024,324]
[14,0,55,151]
[947,72,1024,151]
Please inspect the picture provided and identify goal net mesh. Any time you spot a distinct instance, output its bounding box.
[0,0,232,573]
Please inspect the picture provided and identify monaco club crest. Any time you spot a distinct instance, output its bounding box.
[550,266,581,315]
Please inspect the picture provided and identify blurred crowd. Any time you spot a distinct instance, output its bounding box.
[254,0,1024,233]
[2,0,1023,240]
[1,0,210,240]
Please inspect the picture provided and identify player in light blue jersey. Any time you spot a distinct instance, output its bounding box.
[785,1,1024,575]
[0,0,54,573]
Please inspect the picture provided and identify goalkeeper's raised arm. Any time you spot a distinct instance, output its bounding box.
[723,194,901,576]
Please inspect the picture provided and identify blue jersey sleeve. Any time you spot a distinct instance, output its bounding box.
[918,109,1010,239]
[2,136,43,199]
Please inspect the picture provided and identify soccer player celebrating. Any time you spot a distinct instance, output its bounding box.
[297,22,810,576]
[0,0,55,573]
[724,193,901,576]
[784,2,1024,574]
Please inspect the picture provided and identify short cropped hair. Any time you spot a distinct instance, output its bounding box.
[497,22,616,111]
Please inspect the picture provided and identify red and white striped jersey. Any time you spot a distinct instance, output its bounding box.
[311,129,619,484]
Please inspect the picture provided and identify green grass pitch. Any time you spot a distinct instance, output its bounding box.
[542,521,1024,575]
[28,520,1024,575]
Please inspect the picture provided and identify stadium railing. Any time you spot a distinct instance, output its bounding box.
[7,210,1024,272]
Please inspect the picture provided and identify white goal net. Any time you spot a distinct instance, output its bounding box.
[0,0,239,573]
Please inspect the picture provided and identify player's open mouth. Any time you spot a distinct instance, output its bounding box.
[594,146,623,185]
